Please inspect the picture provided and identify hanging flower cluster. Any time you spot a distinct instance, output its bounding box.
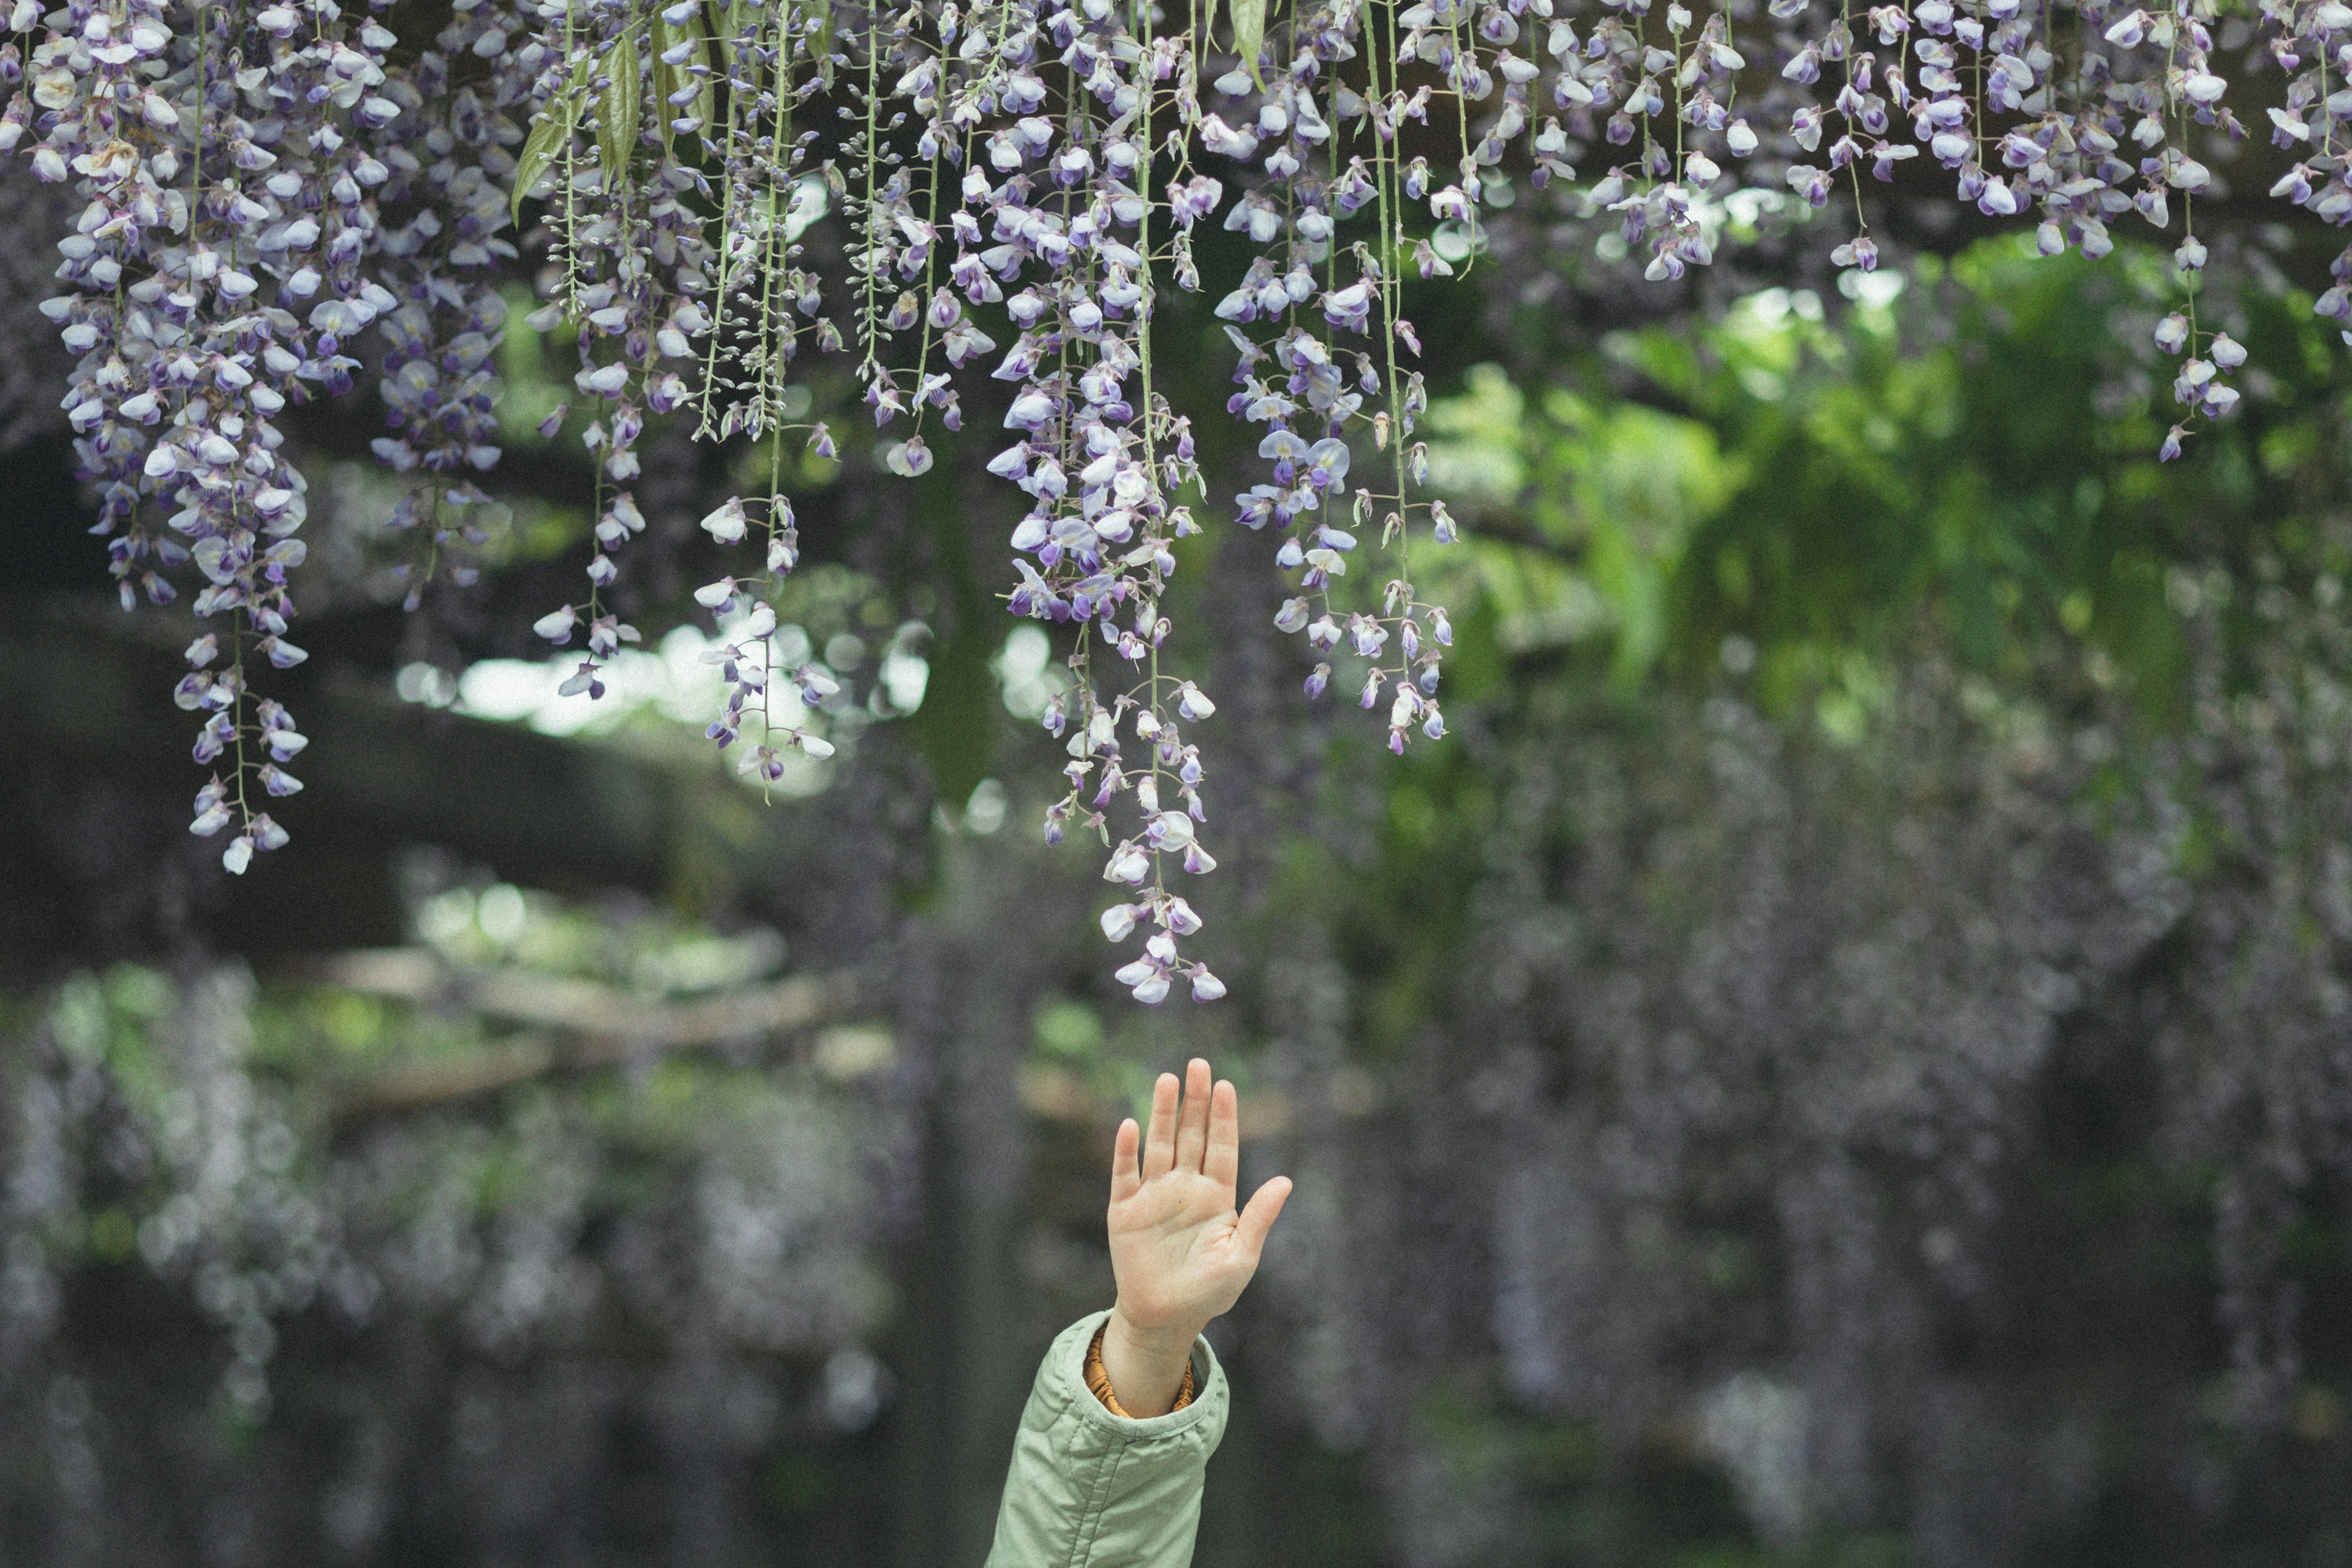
[367,0,533,608]
[6,0,2346,993]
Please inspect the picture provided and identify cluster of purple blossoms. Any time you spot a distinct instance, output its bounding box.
[1210,0,1457,761]
[10,0,418,870]
[10,0,2352,990]
[519,10,733,696]
[526,0,839,758]
[366,0,532,608]
[946,0,1231,1001]
[690,512,839,786]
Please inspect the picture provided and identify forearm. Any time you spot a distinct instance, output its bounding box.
[984,1312,1228,1568]
[1099,1305,1204,1419]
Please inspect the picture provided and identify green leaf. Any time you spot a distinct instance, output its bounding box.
[1231,0,1266,86]
[704,0,731,69]
[903,464,998,811]
[650,7,710,149]
[510,93,579,224]
[595,33,641,184]
[801,0,836,91]
[650,13,680,151]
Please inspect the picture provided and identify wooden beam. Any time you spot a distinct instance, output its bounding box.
[0,603,851,962]
[311,952,862,1117]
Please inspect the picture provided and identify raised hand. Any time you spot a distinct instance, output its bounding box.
[1099,1058,1292,1417]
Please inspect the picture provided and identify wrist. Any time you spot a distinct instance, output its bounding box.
[1109,1299,1205,1351]
[1099,1303,1203,1417]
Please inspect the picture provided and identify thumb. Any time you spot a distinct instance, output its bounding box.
[1234,1174,1294,1264]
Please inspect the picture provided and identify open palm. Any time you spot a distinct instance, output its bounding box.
[1107,1058,1292,1336]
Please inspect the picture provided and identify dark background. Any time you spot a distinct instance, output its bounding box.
[6,116,2352,1567]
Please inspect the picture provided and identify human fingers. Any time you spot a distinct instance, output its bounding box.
[1110,1117,1142,1205]
[1142,1071,1179,1180]
[1175,1058,1213,1174]
[1234,1174,1294,1265]
[1204,1078,1240,1194]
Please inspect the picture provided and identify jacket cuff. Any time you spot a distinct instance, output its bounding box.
[1047,1310,1224,1441]
[1085,1319,1196,1416]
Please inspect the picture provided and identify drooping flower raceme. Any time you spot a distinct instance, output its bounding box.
[368,0,534,609]
[6,0,2348,989]
[19,0,412,871]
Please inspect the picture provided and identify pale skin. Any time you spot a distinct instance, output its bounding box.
[1101,1057,1294,1417]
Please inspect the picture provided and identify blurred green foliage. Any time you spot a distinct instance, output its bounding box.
[1289,235,2352,1070]
[1423,238,2352,736]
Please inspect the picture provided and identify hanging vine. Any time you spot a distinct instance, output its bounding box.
[6,0,2346,993]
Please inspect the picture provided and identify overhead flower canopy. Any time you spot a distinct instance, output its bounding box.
[9,0,2344,993]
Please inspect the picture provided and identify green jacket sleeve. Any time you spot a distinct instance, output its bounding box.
[982,1310,1229,1568]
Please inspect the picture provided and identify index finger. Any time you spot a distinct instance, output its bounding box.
[1142,1071,1180,1180]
